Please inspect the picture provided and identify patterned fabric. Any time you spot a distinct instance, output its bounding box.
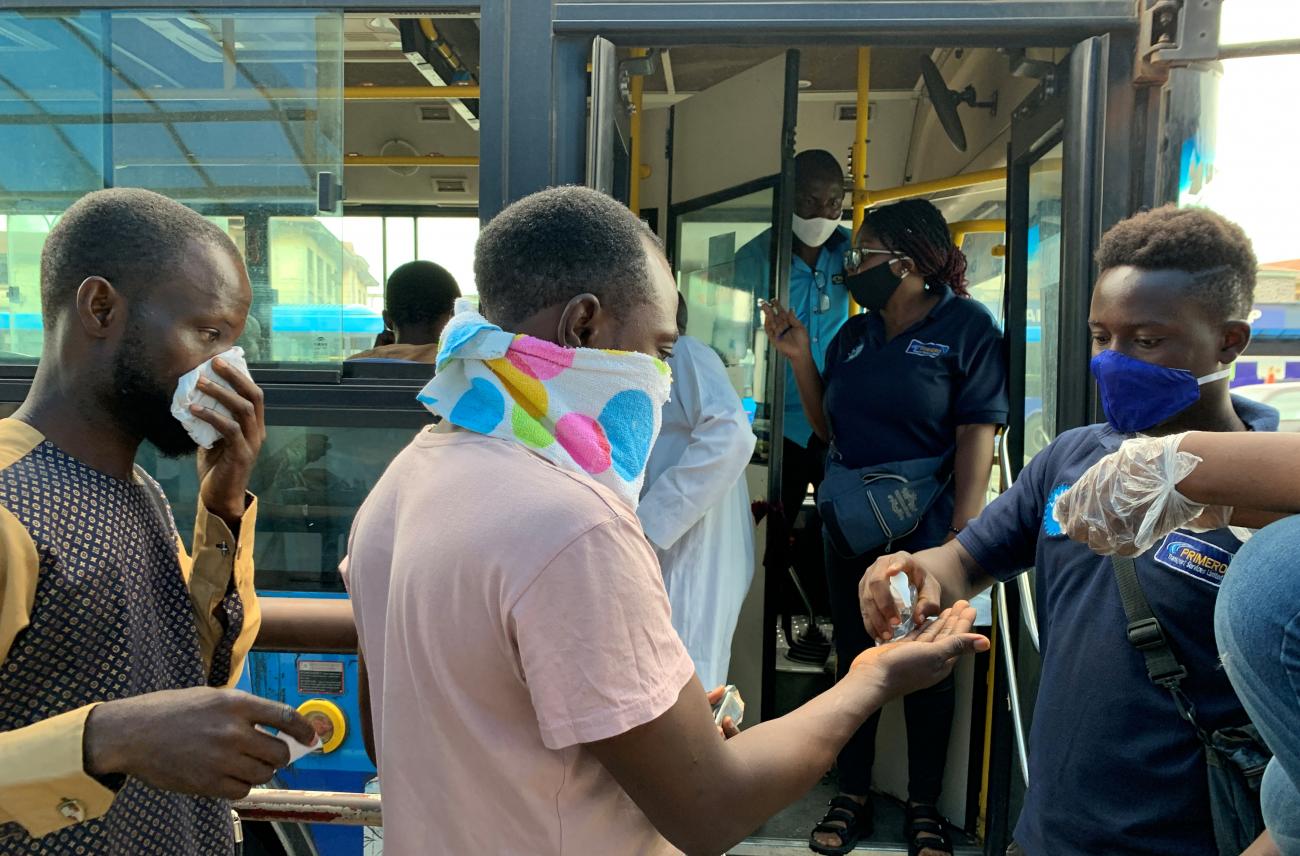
[417,303,672,508]
[0,442,233,855]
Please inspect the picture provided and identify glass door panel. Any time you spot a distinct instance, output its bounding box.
[1024,146,1064,464]
[674,186,776,458]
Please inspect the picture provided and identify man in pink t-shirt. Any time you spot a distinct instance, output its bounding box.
[344,187,987,855]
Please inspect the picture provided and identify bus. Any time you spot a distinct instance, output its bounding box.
[2,2,1297,854]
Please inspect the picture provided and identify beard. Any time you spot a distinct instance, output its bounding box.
[107,332,198,459]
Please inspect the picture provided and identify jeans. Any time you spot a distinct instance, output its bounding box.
[825,537,956,801]
[1215,515,1300,855]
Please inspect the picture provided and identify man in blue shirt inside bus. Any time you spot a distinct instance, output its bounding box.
[735,149,851,619]
[858,206,1278,855]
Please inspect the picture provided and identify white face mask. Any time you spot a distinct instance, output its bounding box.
[792,215,839,249]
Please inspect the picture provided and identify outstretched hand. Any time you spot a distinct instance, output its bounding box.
[850,602,988,698]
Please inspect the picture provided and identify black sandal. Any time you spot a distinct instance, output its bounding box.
[904,802,953,856]
[809,794,872,855]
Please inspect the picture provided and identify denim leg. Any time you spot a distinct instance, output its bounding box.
[1214,516,1300,853]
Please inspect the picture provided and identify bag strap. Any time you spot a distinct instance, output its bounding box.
[1111,555,1211,742]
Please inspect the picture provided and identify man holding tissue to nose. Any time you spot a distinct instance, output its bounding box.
[0,189,316,856]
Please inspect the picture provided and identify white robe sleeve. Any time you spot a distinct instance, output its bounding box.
[638,339,757,551]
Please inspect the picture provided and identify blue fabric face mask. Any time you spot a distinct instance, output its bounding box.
[1090,349,1232,434]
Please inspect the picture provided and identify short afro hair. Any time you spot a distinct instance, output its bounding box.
[385,260,461,327]
[474,186,659,327]
[794,149,844,189]
[40,188,240,328]
[1095,205,1257,320]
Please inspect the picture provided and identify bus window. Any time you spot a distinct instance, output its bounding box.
[0,9,347,365]
[1182,4,1300,424]
[962,231,1008,327]
[137,421,423,593]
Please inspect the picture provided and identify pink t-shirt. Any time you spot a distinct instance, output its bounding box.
[343,428,695,855]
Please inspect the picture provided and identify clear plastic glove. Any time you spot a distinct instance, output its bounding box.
[1053,433,1233,557]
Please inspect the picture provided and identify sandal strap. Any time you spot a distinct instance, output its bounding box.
[909,819,947,837]
[906,804,952,852]
[812,820,852,836]
[827,795,868,818]
[816,806,858,828]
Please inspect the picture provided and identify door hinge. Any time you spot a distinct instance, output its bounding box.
[1136,0,1223,84]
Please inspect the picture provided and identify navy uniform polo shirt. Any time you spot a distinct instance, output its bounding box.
[734,226,853,448]
[957,396,1279,856]
[821,286,1008,548]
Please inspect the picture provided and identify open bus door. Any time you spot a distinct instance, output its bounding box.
[665,50,800,728]
[989,26,1178,854]
[587,48,801,727]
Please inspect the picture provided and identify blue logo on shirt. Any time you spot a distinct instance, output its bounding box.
[1043,484,1070,537]
[1153,532,1234,588]
[905,339,950,359]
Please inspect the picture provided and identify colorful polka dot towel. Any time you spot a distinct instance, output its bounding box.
[417,302,672,508]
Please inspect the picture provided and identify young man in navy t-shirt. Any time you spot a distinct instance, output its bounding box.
[858,206,1276,855]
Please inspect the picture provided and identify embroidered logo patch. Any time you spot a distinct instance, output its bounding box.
[1043,483,1070,537]
[832,273,845,285]
[1153,532,1234,588]
[888,485,920,519]
[905,339,949,358]
[845,343,865,363]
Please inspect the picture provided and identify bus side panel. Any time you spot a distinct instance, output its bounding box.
[238,650,375,854]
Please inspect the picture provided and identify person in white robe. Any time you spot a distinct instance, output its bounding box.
[639,297,757,689]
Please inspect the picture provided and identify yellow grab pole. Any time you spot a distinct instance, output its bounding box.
[976,600,999,841]
[851,47,871,236]
[849,47,870,315]
[629,48,649,215]
[949,218,1007,249]
[862,167,1007,208]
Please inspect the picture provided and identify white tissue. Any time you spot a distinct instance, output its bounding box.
[256,725,321,765]
[169,347,250,449]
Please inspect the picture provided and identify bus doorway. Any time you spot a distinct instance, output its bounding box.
[585,32,1136,854]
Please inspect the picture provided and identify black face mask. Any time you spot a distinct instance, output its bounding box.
[845,260,904,311]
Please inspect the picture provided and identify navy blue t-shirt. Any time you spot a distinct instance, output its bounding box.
[822,287,1009,469]
[821,288,1008,547]
[957,396,1279,856]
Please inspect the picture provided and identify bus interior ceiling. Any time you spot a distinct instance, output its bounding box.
[341,14,481,208]
[630,45,1065,237]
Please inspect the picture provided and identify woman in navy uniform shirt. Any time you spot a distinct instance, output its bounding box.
[763,199,1008,856]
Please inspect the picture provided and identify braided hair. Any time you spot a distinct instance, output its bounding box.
[862,198,969,296]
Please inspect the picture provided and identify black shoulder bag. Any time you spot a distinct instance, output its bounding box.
[1112,556,1271,854]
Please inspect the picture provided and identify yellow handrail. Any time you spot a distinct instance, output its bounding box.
[849,47,870,314]
[950,218,1007,247]
[629,48,649,214]
[858,167,1007,207]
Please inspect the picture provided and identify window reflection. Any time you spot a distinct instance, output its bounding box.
[138,422,425,593]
